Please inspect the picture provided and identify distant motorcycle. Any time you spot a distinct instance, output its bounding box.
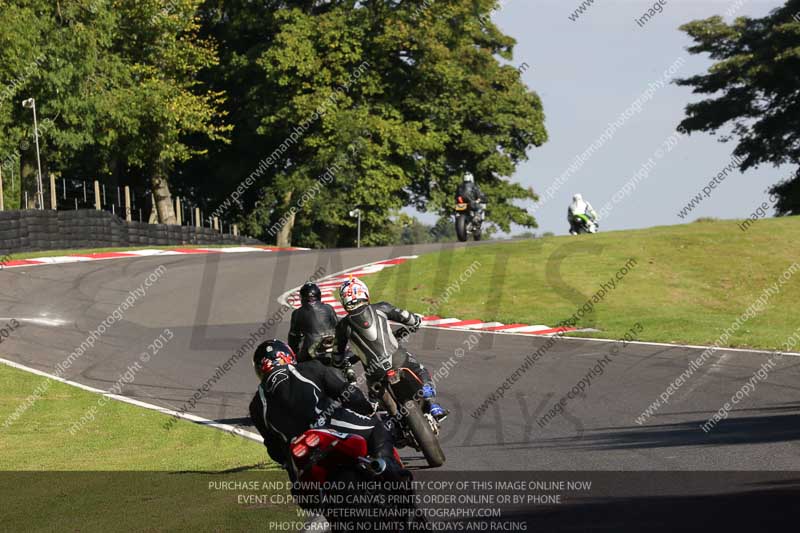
[288,428,423,532]
[570,213,598,235]
[455,196,485,242]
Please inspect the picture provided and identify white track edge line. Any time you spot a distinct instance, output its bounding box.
[0,357,263,442]
[552,335,800,357]
[417,325,800,357]
[279,258,800,358]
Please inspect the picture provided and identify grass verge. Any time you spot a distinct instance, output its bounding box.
[366,217,800,350]
[0,363,299,530]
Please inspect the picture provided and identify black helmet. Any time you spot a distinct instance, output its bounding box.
[253,339,296,380]
[299,282,321,305]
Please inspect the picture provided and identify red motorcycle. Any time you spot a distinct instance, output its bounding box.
[288,428,424,532]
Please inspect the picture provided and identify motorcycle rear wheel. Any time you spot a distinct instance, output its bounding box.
[403,399,446,468]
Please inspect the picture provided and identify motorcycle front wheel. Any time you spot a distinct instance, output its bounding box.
[403,399,446,468]
[455,214,468,242]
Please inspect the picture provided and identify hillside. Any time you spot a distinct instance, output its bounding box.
[367,217,800,350]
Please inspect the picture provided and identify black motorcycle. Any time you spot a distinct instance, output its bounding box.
[316,331,446,468]
[455,196,484,242]
[309,334,357,382]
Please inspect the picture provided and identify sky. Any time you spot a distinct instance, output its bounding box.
[460,0,789,236]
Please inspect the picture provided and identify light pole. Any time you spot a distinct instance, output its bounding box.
[349,208,361,248]
[22,98,44,209]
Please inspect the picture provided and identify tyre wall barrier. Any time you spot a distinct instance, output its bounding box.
[0,210,260,254]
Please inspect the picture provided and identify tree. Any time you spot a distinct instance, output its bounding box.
[195,0,547,247]
[2,0,547,239]
[0,1,51,209]
[102,1,231,223]
[0,0,228,222]
[389,213,458,245]
[398,0,547,231]
[677,1,800,215]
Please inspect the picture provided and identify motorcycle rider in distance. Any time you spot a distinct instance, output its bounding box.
[567,193,598,235]
[334,277,448,421]
[248,339,407,478]
[456,172,487,220]
[288,282,339,362]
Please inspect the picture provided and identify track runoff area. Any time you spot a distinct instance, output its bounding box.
[1,246,799,532]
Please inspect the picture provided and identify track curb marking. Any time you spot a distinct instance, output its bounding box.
[0,246,308,269]
[279,256,580,336]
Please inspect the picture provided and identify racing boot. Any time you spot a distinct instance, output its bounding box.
[369,423,412,482]
[422,384,449,422]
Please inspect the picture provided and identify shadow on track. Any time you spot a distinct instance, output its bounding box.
[448,480,800,532]
[483,406,800,453]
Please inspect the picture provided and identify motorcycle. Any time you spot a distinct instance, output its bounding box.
[570,213,598,235]
[455,196,485,242]
[288,428,423,532]
[321,327,446,469]
[308,334,357,382]
[368,324,446,468]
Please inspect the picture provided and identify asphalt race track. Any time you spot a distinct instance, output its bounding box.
[2,245,800,530]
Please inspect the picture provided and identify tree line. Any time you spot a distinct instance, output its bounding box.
[676,0,800,217]
[1,1,797,249]
[0,0,547,247]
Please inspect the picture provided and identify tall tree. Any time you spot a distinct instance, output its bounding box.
[195,0,546,247]
[0,0,50,209]
[0,0,228,222]
[677,0,800,215]
[103,0,231,223]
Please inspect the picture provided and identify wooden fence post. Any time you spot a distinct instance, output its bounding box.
[174,197,182,225]
[124,186,132,222]
[94,181,101,210]
[49,173,57,210]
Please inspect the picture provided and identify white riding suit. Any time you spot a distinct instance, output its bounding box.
[568,194,597,233]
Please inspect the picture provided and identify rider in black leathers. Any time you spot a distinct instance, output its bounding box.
[288,282,339,362]
[334,277,447,420]
[455,172,487,216]
[248,339,401,471]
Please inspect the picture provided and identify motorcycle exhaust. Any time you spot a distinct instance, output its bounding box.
[358,457,387,476]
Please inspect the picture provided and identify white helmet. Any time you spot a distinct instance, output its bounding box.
[463,173,474,183]
[338,277,370,312]
[573,193,583,202]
